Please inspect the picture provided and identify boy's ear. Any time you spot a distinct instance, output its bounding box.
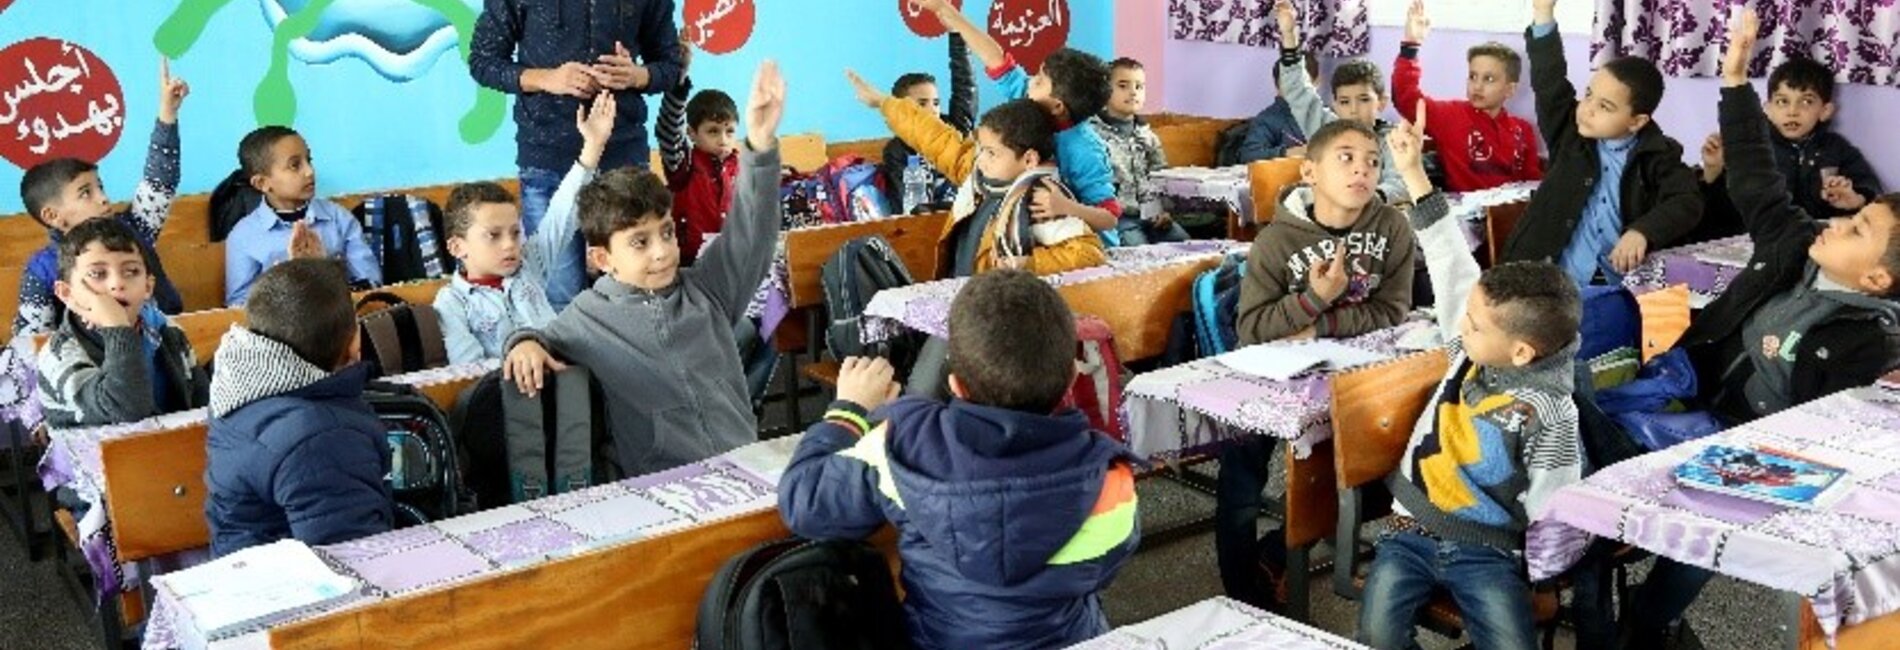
[34,204,60,229]
[1629,113,1653,134]
[1820,101,1838,123]
[1299,158,1317,185]
[52,280,73,306]
[445,236,467,261]
[586,245,613,276]
[1509,339,1539,367]
[1023,148,1042,168]
[947,374,967,400]
[1862,267,1895,297]
[248,172,269,193]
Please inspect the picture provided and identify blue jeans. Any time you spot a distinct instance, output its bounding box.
[1358,530,1537,650]
[1116,216,1190,246]
[519,166,587,312]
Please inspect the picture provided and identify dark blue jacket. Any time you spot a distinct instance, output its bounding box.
[206,361,391,557]
[469,0,684,172]
[1230,98,1306,165]
[778,397,1140,650]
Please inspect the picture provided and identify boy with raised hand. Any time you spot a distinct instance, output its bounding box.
[502,61,785,478]
[15,60,190,338]
[1502,0,1701,287]
[1694,56,1884,242]
[1274,0,1407,204]
[882,33,979,215]
[434,92,615,364]
[1360,104,1584,650]
[910,0,1120,235]
[1617,12,1900,647]
[654,31,743,266]
[778,271,1140,649]
[1390,0,1542,192]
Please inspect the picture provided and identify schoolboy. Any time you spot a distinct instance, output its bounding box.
[778,270,1140,649]
[15,60,190,337]
[1390,0,1543,192]
[882,33,978,215]
[655,36,740,265]
[1498,0,1701,287]
[435,93,615,364]
[205,259,391,557]
[1090,58,1189,245]
[224,126,383,305]
[502,61,786,478]
[1274,0,1407,203]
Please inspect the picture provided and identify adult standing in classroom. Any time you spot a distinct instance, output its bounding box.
[470,0,684,311]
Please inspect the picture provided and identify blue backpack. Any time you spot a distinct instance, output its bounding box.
[816,156,890,222]
[1192,253,1248,357]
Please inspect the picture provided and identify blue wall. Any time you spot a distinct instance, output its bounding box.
[0,0,1112,215]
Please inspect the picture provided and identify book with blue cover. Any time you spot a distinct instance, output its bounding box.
[1674,444,1849,509]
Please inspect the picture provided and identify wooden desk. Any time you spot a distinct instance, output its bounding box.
[1056,257,1220,361]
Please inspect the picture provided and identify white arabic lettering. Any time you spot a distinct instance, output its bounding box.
[1,42,121,154]
[692,0,744,43]
[989,0,1064,48]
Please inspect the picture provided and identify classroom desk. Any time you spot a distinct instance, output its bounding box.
[141,435,800,650]
[1067,596,1367,649]
[1525,386,1900,648]
[1622,235,1751,307]
[861,241,1245,360]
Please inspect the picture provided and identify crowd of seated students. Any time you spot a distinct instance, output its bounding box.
[21,0,1900,647]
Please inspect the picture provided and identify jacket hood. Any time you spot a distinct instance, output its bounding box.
[1804,263,1900,328]
[883,398,1135,590]
[1472,336,1580,398]
[209,327,361,418]
[1273,185,1389,236]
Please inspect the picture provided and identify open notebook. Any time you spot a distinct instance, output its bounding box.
[156,539,361,650]
[1214,340,1391,381]
[1674,444,1850,510]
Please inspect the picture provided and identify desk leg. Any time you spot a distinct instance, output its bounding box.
[1286,544,1311,623]
[1778,591,1805,650]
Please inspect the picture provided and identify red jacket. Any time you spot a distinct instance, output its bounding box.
[1391,46,1544,192]
[667,148,738,264]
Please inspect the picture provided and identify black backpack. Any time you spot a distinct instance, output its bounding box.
[696,538,911,650]
[353,194,453,284]
[449,367,615,510]
[1214,120,1254,167]
[356,292,450,379]
[208,168,262,243]
[820,236,923,378]
[364,380,464,525]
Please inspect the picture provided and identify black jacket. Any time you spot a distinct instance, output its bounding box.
[1684,85,1900,422]
[1500,27,1702,265]
[470,0,683,171]
[1692,125,1883,243]
[882,34,978,214]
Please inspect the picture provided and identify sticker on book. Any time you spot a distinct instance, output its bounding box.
[987,0,1069,73]
[684,0,755,55]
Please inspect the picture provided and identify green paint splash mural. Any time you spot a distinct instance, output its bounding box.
[153,0,505,143]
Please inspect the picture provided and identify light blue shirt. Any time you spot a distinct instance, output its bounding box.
[224,199,383,306]
[1559,135,1637,286]
[433,163,591,363]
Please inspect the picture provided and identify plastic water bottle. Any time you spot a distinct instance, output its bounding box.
[903,154,931,214]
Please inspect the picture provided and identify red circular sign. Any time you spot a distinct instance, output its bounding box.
[683,0,756,55]
[901,0,965,38]
[0,38,124,170]
[986,0,1070,73]
[0,1,14,16]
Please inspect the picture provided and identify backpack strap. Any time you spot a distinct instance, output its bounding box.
[356,291,407,313]
[407,304,449,370]
[501,376,551,501]
[550,366,594,494]
[360,313,403,376]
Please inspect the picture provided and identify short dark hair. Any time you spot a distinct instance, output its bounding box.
[1467,42,1523,81]
[238,125,301,178]
[978,99,1059,163]
[1601,56,1666,116]
[444,181,517,238]
[576,167,673,247]
[1042,48,1110,120]
[56,217,140,282]
[686,89,738,130]
[1476,262,1581,358]
[1305,120,1379,160]
[1330,58,1387,98]
[20,158,97,227]
[891,72,937,97]
[1873,194,1900,297]
[1768,56,1835,104]
[1108,57,1144,73]
[947,270,1076,413]
[246,258,357,370]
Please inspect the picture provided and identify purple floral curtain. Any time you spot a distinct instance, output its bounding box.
[1170,0,1371,57]
[1594,0,1900,86]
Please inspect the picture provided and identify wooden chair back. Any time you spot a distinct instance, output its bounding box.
[1153,120,1236,168]
[1055,256,1219,361]
[827,138,890,162]
[101,423,211,563]
[1636,284,1691,363]
[780,133,829,173]
[1331,349,1451,490]
[1284,440,1338,549]
[782,212,948,309]
[1484,200,1530,267]
[1247,158,1303,226]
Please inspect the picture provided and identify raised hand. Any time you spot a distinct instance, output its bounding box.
[746,60,785,152]
[834,356,901,412]
[1532,0,1556,25]
[1309,239,1350,302]
[1390,99,1434,200]
[1822,175,1867,211]
[1276,0,1300,49]
[575,90,618,169]
[1700,132,1724,183]
[916,0,952,16]
[679,28,695,74]
[1722,7,1758,86]
[1404,0,1431,44]
[158,58,190,125]
[845,69,889,109]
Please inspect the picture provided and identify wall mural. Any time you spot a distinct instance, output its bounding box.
[684,0,756,54]
[988,0,1068,72]
[0,39,124,169]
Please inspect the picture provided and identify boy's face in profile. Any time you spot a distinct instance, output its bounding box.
[55,242,153,326]
[251,134,318,209]
[974,126,1038,183]
[1459,285,1535,368]
[1767,83,1835,141]
[40,172,114,233]
[1576,71,1650,139]
[691,119,738,160]
[1810,202,1898,295]
[448,202,525,280]
[1299,131,1380,213]
[1027,73,1065,120]
[1331,82,1387,129]
[1106,67,1146,119]
[902,82,942,114]
[587,216,679,292]
[1465,55,1518,112]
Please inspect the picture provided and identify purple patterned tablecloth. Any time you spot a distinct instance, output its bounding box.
[1621,235,1750,306]
[1153,166,1254,225]
[1,334,43,440]
[861,241,1247,345]
[1067,596,1366,649]
[142,435,800,649]
[1122,320,1433,462]
[1525,387,1900,643]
